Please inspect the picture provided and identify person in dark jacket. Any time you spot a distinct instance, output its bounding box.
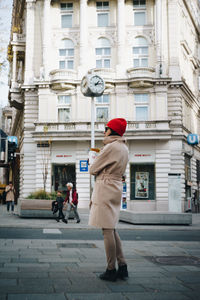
[55,191,67,223]
[64,183,80,223]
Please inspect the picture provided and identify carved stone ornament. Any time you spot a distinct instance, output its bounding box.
[51,82,75,91]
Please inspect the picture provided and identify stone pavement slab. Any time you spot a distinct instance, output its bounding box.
[0,238,199,299]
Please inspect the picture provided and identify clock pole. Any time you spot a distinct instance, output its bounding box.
[91,97,95,149]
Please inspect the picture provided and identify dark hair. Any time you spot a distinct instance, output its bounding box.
[108,128,121,136]
[9,181,12,184]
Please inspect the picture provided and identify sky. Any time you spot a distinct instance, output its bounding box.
[0,0,13,108]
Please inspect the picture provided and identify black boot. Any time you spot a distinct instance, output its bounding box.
[62,219,68,224]
[117,264,128,280]
[99,268,117,282]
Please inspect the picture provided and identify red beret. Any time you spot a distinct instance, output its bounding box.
[106,118,127,136]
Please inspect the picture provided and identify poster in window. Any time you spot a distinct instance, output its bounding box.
[135,172,149,198]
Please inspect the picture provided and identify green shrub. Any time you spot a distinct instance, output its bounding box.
[27,190,60,200]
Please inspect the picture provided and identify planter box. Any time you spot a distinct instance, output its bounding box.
[18,198,74,218]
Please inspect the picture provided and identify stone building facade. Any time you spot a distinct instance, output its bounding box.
[8,0,200,212]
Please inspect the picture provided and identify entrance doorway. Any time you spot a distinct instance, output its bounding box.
[52,164,76,193]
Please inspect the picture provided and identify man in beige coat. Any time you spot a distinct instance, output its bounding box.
[89,118,129,282]
[5,182,15,212]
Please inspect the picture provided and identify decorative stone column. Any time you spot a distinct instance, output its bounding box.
[167,0,181,80]
[155,0,162,76]
[24,0,36,84]
[12,46,17,84]
[117,0,125,74]
[42,0,51,80]
[79,0,87,76]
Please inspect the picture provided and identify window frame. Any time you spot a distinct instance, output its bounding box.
[96,1,109,27]
[134,93,149,121]
[95,94,110,122]
[60,2,73,28]
[133,37,148,68]
[96,38,111,68]
[133,0,146,26]
[59,39,74,70]
[57,95,72,122]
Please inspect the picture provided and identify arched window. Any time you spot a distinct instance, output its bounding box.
[59,39,74,69]
[96,38,111,68]
[133,37,148,67]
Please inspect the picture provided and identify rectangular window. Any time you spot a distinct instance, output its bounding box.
[130,164,155,200]
[134,11,145,25]
[96,107,109,122]
[96,94,109,104]
[67,60,74,69]
[58,95,71,105]
[96,94,109,121]
[96,1,109,10]
[135,94,148,103]
[58,108,70,122]
[60,3,73,11]
[136,106,148,121]
[98,13,109,27]
[96,59,102,68]
[59,61,65,69]
[61,14,72,28]
[134,94,149,121]
[97,1,109,27]
[133,0,146,7]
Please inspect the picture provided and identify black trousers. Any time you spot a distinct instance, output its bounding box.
[58,207,65,220]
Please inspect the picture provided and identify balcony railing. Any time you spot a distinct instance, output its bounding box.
[33,120,170,136]
[127,67,156,79]
[49,69,77,82]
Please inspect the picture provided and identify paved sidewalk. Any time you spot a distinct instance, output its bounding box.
[0,205,200,300]
[0,204,200,230]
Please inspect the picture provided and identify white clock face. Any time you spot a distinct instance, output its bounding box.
[89,75,105,95]
[80,76,88,94]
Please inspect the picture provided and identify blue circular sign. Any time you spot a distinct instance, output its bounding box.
[187,134,199,145]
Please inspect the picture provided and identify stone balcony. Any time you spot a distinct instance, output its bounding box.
[32,120,171,141]
[9,82,24,110]
[127,67,156,88]
[11,33,26,48]
[49,69,77,90]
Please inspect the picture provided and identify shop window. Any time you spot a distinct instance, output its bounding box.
[185,154,191,181]
[96,37,111,68]
[61,3,73,28]
[57,95,71,122]
[53,164,76,192]
[96,1,109,27]
[133,37,148,67]
[59,39,74,69]
[134,93,149,121]
[95,94,109,121]
[130,164,155,200]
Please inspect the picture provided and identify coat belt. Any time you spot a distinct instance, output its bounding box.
[97,174,122,181]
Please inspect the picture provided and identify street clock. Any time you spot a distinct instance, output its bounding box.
[81,74,105,97]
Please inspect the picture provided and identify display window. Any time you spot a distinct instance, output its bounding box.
[130,164,155,200]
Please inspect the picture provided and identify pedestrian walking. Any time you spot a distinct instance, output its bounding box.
[5,182,15,213]
[89,118,129,282]
[64,183,80,223]
[55,191,67,223]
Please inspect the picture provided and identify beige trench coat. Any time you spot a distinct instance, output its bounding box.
[5,185,15,202]
[89,135,128,229]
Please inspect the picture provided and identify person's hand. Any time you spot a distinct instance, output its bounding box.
[89,201,92,209]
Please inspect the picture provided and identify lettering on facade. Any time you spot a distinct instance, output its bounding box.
[134,154,151,157]
[56,155,72,158]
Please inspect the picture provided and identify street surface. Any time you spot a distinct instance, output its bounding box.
[0,227,200,241]
[0,205,200,300]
